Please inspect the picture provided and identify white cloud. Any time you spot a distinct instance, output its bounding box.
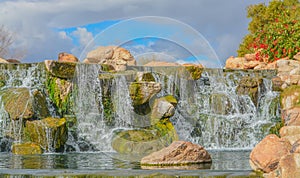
[0,0,271,64]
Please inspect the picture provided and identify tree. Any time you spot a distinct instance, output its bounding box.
[238,0,300,62]
[0,25,14,58]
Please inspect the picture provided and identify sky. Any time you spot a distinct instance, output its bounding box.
[0,0,271,67]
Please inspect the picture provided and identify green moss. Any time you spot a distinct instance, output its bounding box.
[163,95,178,107]
[280,85,300,109]
[46,61,77,79]
[46,75,73,115]
[129,82,143,106]
[12,142,43,155]
[269,119,284,137]
[184,66,203,80]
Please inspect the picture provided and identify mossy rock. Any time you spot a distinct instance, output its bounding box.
[111,118,178,155]
[45,60,77,79]
[136,72,156,82]
[183,65,203,80]
[209,93,232,115]
[0,87,50,120]
[280,85,300,110]
[25,117,67,151]
[129,82,161,106]
[12,142,43,155]
[46,76,73,115]
[236,76,263,106]
[150,96,177,125]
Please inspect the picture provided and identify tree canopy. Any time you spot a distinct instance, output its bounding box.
[238,0,300,62]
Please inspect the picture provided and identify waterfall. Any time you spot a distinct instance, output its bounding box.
[170,69,280,149]
[72,64,135,151]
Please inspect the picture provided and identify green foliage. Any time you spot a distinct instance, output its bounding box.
[238,0,300,62]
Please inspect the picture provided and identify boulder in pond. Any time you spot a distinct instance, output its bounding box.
[0,87,50,120]
[141,141,212,166]
[12,142,42,155]
[249,134,291,173]
[25,117,67,151]
[111,118,178,155]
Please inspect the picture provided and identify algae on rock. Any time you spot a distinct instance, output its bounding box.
[12,142,43,155]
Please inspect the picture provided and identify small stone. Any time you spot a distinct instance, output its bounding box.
[58,52,79,63]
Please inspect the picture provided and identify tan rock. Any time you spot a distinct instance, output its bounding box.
[0,57,8,63]
[141,141,212,165]
[271,77,283,91]
[129,82,161,106]
[282,107,300,126]
[244,60,261,69]
[282,134,300,145]
[245,53,256,61]
[280,126,300,137]
[144,61,180,67]
[277,153,300,178]
[249,134,291,173]
[225,56,246,69]
[294,52,300,61]
[58,52,79,63]
[265,61,277,69]
[253,62,267,70]
[280,85,300,110]
[291,139,300,153]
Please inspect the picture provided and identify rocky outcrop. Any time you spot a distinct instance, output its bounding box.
[129,82,161,106]
[12,142,42,155]
[58,52,79,63]
[0,87,49,120]
[141,141,211,166]
[280,85,300,110]
[84,46,136,71]
[249,134,291,173]
[25,117,67,151]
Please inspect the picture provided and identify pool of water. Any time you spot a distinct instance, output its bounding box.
[0,150,262,177]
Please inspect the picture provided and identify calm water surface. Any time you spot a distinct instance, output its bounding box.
[0,150,262,177]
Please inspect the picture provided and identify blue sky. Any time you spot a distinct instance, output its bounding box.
[0,0,271,67]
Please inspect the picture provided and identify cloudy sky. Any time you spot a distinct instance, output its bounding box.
[0,0,270,67]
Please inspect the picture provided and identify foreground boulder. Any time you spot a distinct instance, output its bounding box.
[249,134,291,173]
[141,141,211,166]
[25,117,67,151]
[12,142,42,155]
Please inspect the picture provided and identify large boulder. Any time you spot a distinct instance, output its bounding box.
[140,141,211,166]
[129,82,161,106]
[0,88,50,120]
[225,56,246,69]
[12,142,42,155]
[58,52,79,63]
[280,85,300,110]
[45,60,77,79]
[84,46,136,71]
[236,76,263,106]
[249,134,291,173]
[111,118,178,155]
[25,117,67,151]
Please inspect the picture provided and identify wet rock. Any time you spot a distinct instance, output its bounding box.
[45,60,77,79]
[46,76,73,115]
[0,88,49,120]
[129,82,161,106]
[271,77,283,91]
[12,142,42,155]
[58,52,79,63]
[112,118,178,155]
[136,72,155,82]
[280,85,300,110]
[249,134,291,173]
[84,46,136,71]
[151,95,177,125]
[182,64,203,80]
[25,117,67,151]
[236,76,263,106]
[141,141,211,166]
[209,93,232,115]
